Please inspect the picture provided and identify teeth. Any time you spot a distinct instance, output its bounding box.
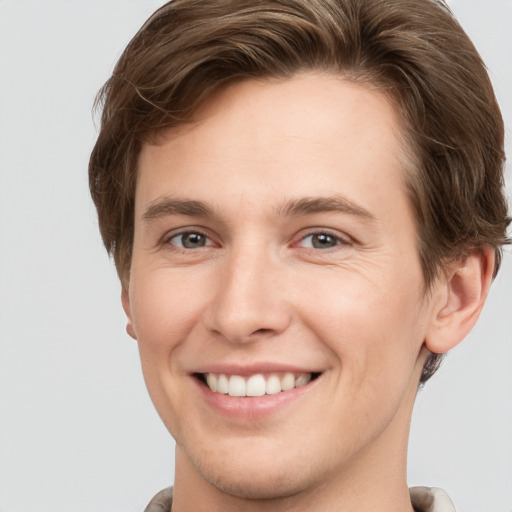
[265,374,281,395]
[228,375,246,396]
[204,372,313,396]
[295,374,310,387]
[206,373,218,392]
[281,373,295,391]
[217,374,229,394]
[246,374,266,396]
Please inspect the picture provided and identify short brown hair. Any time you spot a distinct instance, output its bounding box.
[89,0,510,383]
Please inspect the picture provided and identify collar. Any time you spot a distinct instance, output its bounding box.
[144,486,458,512]
[410,487,458,512]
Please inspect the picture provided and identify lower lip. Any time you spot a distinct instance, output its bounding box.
[193,376,318,420]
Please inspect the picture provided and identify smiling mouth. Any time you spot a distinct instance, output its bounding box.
[195,372,321,397]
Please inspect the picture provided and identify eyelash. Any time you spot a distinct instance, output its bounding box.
[163,227,352,254]
[163,228,215,251]
[296,230,351,248]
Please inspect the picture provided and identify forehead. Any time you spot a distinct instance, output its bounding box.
[136,73,412,222]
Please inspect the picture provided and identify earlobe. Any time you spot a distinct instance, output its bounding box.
[424,247,495,354]
[121,287,137,340]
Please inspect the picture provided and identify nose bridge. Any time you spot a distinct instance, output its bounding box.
[207,241,290,343]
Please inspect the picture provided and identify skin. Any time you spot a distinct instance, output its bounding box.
[122,73,493,512]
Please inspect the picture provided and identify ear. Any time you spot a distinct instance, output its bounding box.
[121,287,137,340]
[425,247,495,354]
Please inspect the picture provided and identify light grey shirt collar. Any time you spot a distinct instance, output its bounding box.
[144,486,458,512]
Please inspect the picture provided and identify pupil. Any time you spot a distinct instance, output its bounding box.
[313,234,336,248]
[183,233,205,248]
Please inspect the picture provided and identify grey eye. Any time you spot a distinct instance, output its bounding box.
[301,233,340,249]
[170,232,209,249]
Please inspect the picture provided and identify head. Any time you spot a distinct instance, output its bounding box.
[89,0,509,503]
[90,0,509,385]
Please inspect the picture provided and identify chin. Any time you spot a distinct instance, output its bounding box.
[201,468,311,501]
[186,443,317,500]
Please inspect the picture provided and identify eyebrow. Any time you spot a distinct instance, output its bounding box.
[141,195,375,223]
[276,196,376,222]
[142,198,214,222]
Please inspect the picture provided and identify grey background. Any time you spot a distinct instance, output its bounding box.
[0,1,510,511]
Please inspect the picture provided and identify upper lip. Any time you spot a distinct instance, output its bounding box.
[192,362,323,376]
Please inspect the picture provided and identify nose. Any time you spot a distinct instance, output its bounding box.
[204,246,292,344]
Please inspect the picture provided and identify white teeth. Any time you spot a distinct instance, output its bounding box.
[228,375,246,397]
[204,372,314,396]
[295,373,311,387]
[265,374,281,395]
[206,373,218,392]
[246,374,266,396]
[217,374,229,394]
[281,372,295,391]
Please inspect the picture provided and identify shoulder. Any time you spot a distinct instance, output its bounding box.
[143,487,173,512]
[410,486,458,512]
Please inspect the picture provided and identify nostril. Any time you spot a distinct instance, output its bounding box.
[252,328,272,336]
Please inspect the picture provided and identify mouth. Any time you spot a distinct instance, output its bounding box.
[194,371,321,397]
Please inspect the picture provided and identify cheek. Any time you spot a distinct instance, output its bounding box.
[128,272,203,432]
[130,269,207,353]
[300,268,426,383]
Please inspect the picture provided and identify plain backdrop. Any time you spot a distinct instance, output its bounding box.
[0,1,510,511]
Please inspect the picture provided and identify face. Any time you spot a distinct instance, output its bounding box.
[124,73,437,501]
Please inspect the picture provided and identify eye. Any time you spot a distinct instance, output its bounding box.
[297,232,348,249]
[167,231,212,249]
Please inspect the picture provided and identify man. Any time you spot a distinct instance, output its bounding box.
[89,1,509,511]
